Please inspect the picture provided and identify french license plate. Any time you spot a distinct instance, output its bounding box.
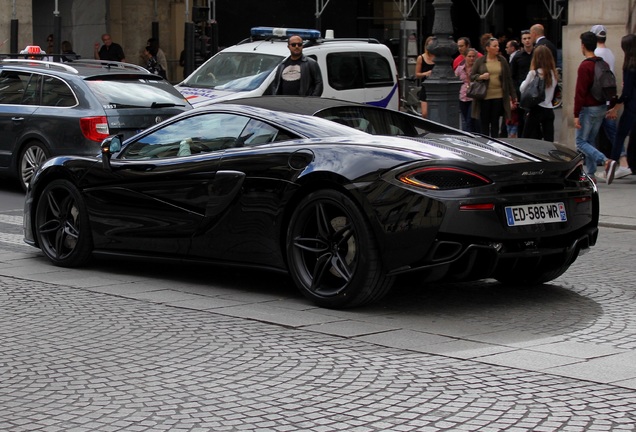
[505,202,567,226]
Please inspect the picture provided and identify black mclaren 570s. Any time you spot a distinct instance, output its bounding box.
[24,102,599,308]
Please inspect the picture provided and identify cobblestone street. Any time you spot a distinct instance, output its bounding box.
[1,203,636,430]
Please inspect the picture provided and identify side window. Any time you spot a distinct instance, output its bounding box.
[0,71,32,105]
[239,119,283,145]
[22,74,41,105]
[41,76,77,107]
[120,113,251,160]
[360,52,394,87]
[326,53,364,90]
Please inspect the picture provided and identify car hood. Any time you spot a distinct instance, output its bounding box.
[176,86,243,107]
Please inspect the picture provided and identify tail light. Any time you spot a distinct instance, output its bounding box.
[80,116,109,142]
[398,167,492,190]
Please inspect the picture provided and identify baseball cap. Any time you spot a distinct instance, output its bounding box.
[590,25,607,37]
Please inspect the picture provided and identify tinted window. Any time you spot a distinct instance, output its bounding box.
[85,77,188,109]
[120,113,292,159]
[315,106,425,136]
[327,53,364,90]
[22,73,41,105]
[361,52,393,87]
[0,71,31,104]
[41,76,77,107]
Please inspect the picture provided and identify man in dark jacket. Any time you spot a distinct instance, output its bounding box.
[530,24,557,63]
[270,35,323,96]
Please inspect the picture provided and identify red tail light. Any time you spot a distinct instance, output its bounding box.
[80,116,109,142]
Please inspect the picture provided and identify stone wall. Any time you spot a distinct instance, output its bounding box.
[558,0,632,147]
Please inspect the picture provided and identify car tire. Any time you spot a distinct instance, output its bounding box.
[286,189,394,308]
[19,141,49,192]
[35,179,93,267]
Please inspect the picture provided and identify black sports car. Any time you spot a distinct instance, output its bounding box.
[23,103,599,308]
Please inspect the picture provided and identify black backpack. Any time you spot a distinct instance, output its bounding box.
[588,57,617,105]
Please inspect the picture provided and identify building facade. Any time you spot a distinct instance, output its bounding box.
[1,0,635,144]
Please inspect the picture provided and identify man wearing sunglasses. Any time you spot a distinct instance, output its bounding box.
[270,35,323,96]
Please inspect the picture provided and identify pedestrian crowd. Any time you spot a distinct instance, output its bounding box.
[440,23,636,184]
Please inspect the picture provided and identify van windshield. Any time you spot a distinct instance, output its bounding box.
[182,52,284,92]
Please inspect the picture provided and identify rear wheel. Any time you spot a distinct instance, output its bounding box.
[19,142,49,191]
[35,179,93,267]
[286,190,394,308]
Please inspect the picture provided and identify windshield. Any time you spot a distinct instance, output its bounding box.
[181,52,284,92]
[86,78,189,109]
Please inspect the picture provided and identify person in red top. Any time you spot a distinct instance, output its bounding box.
[453,37,483,71]
[574,31,617,184]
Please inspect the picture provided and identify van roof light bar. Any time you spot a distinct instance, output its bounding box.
[251,27,321,41]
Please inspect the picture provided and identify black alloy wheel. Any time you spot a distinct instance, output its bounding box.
[35,179,93,267]
[286,189,393,308]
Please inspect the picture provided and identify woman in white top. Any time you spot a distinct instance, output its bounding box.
[519,45,558,141]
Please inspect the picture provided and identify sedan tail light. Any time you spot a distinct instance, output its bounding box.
[80,116,110,142]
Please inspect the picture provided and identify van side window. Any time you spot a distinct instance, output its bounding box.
[326,53,364,90]
[361,52,394,87]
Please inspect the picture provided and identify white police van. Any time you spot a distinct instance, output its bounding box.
[176,27,399,110]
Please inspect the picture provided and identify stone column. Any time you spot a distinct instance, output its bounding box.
[424,0,462,128]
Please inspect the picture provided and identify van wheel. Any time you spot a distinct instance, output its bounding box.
[19,141,49,191]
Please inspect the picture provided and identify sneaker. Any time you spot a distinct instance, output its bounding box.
[605,159,617,185]
[614,166,632,179]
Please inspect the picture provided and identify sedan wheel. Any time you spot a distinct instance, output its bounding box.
[20,142,48,191]
[286,190,393,308]
[35,179,93,267]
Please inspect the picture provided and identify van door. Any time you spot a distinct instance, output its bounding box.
[360,52,399,111]
[321,51,398,111]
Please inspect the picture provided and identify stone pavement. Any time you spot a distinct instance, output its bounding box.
[0,174,635,430]
[595,172,636,229]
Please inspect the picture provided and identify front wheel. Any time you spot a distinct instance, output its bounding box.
[35,179,93,267]
[286,190,394,308]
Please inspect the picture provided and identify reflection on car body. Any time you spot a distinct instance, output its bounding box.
[24,104,599,308]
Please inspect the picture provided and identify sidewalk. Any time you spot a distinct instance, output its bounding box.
[596,172,636,229]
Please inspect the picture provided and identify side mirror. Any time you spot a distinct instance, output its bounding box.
[101,135,122,170]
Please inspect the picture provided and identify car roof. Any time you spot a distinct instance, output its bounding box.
[0,58,157,80]
[216,37,392,57]
[220,96,366,116]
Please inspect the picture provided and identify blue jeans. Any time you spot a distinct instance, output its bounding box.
[611,103,635,161]
[576,105,607,176]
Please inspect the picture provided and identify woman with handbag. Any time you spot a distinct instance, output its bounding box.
[415,36,436,119]
[455,48,480,132]
[470,37,517,138]
[519,45,558,141]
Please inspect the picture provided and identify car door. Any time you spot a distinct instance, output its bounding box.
[0,71,40,168]
[82,111,253,256]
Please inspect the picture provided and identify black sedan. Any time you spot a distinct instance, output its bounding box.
[23,104,599,308]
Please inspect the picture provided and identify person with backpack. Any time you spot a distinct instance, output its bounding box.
[574,31,618,184]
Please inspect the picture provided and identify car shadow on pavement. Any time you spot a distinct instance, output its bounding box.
[383,277,603,337]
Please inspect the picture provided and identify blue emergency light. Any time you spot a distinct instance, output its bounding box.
[251,27,321,40]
